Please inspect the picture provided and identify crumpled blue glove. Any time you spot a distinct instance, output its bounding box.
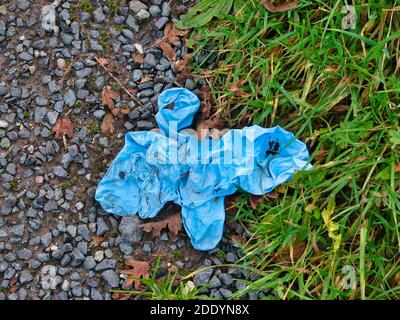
[95,88,312,250]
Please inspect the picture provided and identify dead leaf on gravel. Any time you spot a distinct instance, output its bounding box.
[120,259,150,290]
[101,87,130,118]
[164,23,189,46]
[98,57,109,67]
[157,23,189,62]
[52,116,74,140]
[139,212,182,240]
[132,52,144,64]
[196,119,225,140]
[101,87,119,110]
[90,236,105,247]
[159,41,177,61]
[174,54,191,73]
[263,0,300,12]
[100,113,115,135]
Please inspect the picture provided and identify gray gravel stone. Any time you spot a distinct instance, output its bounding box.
[119,216,143,243]
[193,269,213,287]
[96,217,109,236]
[102,270,119,288]
[93,7,106,23]
[17,248,33,260]
[64,89,76,107]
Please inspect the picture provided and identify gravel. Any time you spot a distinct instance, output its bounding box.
[0,0,260,301]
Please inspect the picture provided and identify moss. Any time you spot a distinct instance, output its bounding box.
[111,82,121,91]
[59,177,78,190]
[108,0,120,14]
[80,0,94,13]
[87,121,100,135]
[10,179,19,189]
[172,249,181,260]
[215,249,226,260]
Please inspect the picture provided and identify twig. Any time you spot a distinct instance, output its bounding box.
[94,56,143,107]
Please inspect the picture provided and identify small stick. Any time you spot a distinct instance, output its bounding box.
[94,56,143,107]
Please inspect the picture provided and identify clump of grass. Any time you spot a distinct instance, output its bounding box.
[108,0,120,14]
[87,121,100,135]
[186,0,400,300]
[80,0,94,13]
[10,179,19,189]
[111,82,121,91]
[59,177,78,190]
[112,257,208,300]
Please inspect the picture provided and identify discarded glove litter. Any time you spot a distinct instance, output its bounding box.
[95,88,312,250]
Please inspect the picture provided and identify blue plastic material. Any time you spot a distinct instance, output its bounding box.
[95,88,312,251]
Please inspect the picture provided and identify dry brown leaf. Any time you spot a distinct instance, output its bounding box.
[100,113,115,135]
[101,87,119,110]
[164,23,189,46]
[174,54,191,73]
[199,85,212,120]
[52,116,74,140]
[90,236,105,247]
[98,57,109,66]
[196,119,225,140]
[101,88,130,118]
[120,259,150,290]
[332,104,349,113]
[249,195,264,210]
[159,41,176,62]
[111,293,131,300]
[263,0,300,12]
[132,52,144,64]
[395,163,400,173]
[276,241,307,264]
[139,213,182,240]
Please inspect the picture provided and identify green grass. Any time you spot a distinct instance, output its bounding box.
[180,0,400,300]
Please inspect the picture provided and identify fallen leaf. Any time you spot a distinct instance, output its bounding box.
[332,104,349,113]
[249,195,263,209]
[111,107,131,118]
[159,41,176,61]
[276,241,307,264]
[98,57,109,66]
[132,52,144,64]
[196,119,225,140]
[101,87,119,110]
[139,213,182,240]
[263,0,300,12]
[101,88,130,118]
[164,23,189,46]
[174,54,191,73]
[100,113,115,135]
[111,293,131,300]
[120,259,150,290]
[52,116,74,140]
[199,85,212,120]
[90,236,105,247]
[395,163,400,173]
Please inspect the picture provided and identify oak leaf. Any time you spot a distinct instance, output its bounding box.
[52,116,74,140]
[120,259,150,290]
[139,213,182,240]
